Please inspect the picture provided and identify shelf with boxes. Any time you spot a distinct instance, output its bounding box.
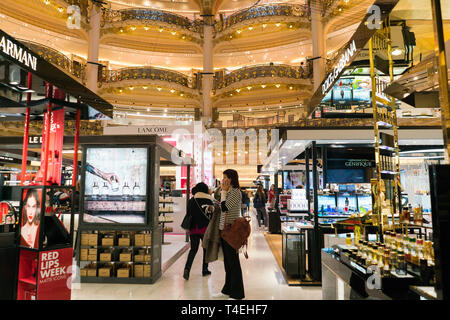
[78,230,155,283]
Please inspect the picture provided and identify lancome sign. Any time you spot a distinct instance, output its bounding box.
[0,33,38,71]
[103,125,194,136]
[321,40,357,96]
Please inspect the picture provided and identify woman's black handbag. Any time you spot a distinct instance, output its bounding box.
[181,213,192,230]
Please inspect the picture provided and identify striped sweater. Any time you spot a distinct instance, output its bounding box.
[219,187,242,230]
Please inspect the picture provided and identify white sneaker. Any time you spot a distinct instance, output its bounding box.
[211,292,228,298]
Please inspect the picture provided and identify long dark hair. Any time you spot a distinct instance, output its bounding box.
[223,169,240,189]
[257,184,265,199]
[22,189,41,226]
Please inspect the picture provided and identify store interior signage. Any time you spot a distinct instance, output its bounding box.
[344,159,373,168]
[322,40,357,96]
[0,34,38,71]
[29,136,43,144]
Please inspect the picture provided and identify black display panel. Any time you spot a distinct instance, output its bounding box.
[326,169,366,183]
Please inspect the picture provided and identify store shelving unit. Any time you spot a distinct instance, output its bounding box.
[159,189,174,245]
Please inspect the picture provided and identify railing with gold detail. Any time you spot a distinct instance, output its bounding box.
[19,40,86,81]
[103,67,193,89]
[216,4,309,33]
[102,8,202,33]
[214,63,312,90]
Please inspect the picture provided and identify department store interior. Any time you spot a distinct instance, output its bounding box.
[0,0,449,301]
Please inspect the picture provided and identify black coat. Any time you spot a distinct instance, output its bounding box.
[187,192,214,230]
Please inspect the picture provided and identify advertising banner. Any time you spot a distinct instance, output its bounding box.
[37,247,73,300]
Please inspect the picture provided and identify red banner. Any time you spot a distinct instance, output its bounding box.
[37,248,73,300]
[36,87,65,185]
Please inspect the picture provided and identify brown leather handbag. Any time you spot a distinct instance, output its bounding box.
[221,213,251,259]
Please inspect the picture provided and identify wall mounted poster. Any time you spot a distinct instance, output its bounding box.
[83,147,148,224]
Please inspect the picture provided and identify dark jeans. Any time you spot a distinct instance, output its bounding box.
[256,207,267,227]
[220,237,245,299]
[184,234,208,272]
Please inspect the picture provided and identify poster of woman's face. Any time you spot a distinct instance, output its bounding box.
[20,189,42,249]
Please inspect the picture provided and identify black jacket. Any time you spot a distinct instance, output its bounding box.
[187,192,214,230]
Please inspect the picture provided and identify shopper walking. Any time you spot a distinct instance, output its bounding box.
[214,169,245,300]
[253,184,267,229]
[183,182,214,280]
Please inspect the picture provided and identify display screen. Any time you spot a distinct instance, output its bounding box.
[320,77,372,106]
[357,194,372,214]
[337,194,357,213]
[20,188,43,249]
[318,195,336,213]
[327,169,366,183]
[83,147,148,224]
[283,171,305,189]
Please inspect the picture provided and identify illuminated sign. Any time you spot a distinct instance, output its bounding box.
[321,40,357,96]
[0,35,38,71]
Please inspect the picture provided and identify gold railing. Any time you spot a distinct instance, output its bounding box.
[103,67,192,88]
[214,63,312,90]
[216,3,309,33]
[19,40,86,80]
[102,8,202,33]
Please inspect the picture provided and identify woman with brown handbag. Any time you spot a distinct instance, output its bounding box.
[212,169,245,300]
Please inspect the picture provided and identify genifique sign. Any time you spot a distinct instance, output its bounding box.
[0,35,38,71]
[321,40,357,96]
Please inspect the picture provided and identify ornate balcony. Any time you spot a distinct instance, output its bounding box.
[19,40,86,81]
[101,8,203,42]
[102,67,193,89]
[215,3,310,33]
[214,63,313,93]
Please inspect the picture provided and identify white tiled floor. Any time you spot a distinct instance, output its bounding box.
[71,210,323,300]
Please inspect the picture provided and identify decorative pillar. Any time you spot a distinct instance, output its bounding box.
[311,5,327,91]
[86,4,101,93]
[201,15,215,123]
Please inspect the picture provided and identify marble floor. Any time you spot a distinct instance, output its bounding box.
[71,210,323,300]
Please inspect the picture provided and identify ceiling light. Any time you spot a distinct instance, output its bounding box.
[236,89,241,93]
[289,25,293,28]
[275,84,280,88]
[247,86,252,90]
[248,26,253,31]
[157,87,162,91]
[180,93,184,96]
[159,28,163,32]
[237,30,241,34]
[164,109,168,112]
[262,24,267,28]
[279,106,282,109]
[182,35,186,39]
[119,28,124,33]
[261,84,266,88]
[129,86,134,90]
[289,86,293,90]
[170,89,175,93]
[119,89,123,93]
[338,7,342,12]
[276,23,280,27]
[44,0,50,4]
[229,35,233,39]
[137,111,140,115]
[147,108,150,112]
[131,26,136,31]
[171,31,176,35]
[58,7,64,13]
[144,26,149,31]
[217,153,221,156]
[249,108,252,111]
[143,86,148,89]
[230,93,233,96]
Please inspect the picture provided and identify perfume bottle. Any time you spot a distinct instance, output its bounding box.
[122,182,131,199]
[101,182,109,200]
[133,182,140,198]
[92,182,99,198]
[111,176,119,192]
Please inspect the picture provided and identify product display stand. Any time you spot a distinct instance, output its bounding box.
[159,189,174,245]
[16,186,75,300]
[369,19,402,239]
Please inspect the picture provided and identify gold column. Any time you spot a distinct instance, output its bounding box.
[431,0,450,163]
